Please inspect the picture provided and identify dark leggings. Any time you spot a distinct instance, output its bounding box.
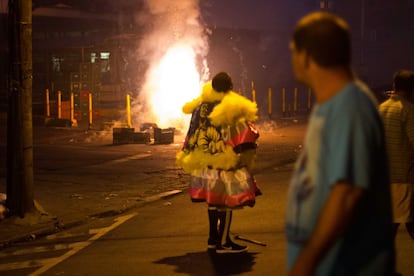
[208,208,232,245]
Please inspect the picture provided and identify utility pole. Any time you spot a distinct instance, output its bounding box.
[6,0,35,217]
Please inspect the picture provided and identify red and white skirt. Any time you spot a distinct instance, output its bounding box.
[189,167,261,209]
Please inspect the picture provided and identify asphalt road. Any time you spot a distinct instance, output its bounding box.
[0,119,301,275]
[0,119,413,275]
[1,158,295,276]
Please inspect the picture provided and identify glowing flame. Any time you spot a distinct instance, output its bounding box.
[148,44,202,129]
[134,0,208,131]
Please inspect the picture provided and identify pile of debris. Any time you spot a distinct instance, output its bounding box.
[112,123,175,145]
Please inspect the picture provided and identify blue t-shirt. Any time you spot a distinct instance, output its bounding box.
[285,82,394,275]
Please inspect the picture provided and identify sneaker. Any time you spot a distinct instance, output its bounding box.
[208,237,218,249]
[216,241,248,254]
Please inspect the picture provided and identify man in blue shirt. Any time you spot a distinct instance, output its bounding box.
[285,11,395,275]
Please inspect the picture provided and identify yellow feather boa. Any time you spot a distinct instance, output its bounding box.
[176,82,258,174]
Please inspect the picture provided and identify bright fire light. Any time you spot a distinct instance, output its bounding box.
[148,44,202,129]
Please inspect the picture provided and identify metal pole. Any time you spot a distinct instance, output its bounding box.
[268,88,272,118]
[88,92,92,129]
[307,88,312,112]
[57,90,61,119]
[126,94,132,128]
[45,88,50,117]
[70,92,77,127]
[294,88,298,114]
[251,81,256,102]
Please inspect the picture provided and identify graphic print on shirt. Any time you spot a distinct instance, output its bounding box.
[184,101,225,154]
[286,114,325,243]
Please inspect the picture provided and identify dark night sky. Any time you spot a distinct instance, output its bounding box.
[0,0,316,31]
[0,0,303,30]
[1,0,412,93]
[200,0,309,31]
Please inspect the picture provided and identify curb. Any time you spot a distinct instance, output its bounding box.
[0,189,183,249]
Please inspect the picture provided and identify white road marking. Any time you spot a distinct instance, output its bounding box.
[29,213,137,275]
[0,256,62,271]
[110,153,152,164]
[0,213,137,275]
[0,244,71,258]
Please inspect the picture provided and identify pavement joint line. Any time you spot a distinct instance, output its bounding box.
[89,153,153,167]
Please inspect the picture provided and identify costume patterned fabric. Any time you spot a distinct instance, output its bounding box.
[176,81,260,209]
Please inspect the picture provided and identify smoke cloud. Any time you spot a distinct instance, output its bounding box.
[133,0,209,129]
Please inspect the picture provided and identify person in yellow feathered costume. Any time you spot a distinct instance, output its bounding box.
[176,72,261,254]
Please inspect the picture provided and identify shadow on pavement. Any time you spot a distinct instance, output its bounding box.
[154,251,258,275]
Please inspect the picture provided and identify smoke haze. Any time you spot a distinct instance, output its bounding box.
[133,0,209,129]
